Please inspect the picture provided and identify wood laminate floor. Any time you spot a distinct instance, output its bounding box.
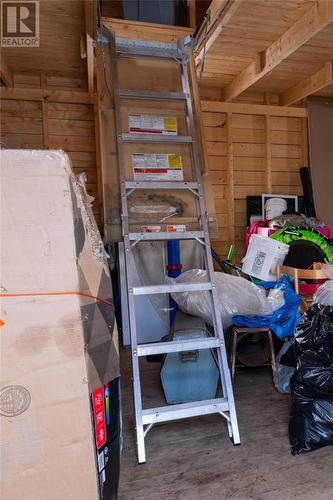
[118,348,333,500]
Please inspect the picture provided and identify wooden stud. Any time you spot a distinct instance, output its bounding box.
[93,103,104,228]
[0,87,96,104]
[86,34,95,93]
[189,51,209,174]
[80,33,87,59]
[0,54,13,87]
[265,115,272,192]
[84,0,96,39]
[279,61,333,106]
[201,101,307,118]
[301,117,309,167]
[187,0,196,29]
[223,1,333,101]
[42,101,49,149]
[226,112,235,246]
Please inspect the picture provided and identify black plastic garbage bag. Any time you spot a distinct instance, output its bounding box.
[289,305,333,455]
[289,395,333,455]
[292,351,333,399]
[294,305,333,358]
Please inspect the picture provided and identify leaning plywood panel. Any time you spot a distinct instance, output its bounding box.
[95,21,217,242]
[308,99,333,230]
[0,150,119,500]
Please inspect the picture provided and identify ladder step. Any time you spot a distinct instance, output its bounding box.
[142,398,229,425]
[128,231,205,241]
[120,133,193,144]
[131,282,212,296]
[136,337,221,356]
[118,89,188,101]
[125,181,199,191]
[115,39,179,60]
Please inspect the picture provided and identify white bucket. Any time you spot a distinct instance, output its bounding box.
[242,234,289,281]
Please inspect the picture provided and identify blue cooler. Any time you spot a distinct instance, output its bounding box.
[161,312,219,404]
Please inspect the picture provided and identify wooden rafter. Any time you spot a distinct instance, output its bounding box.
[223,0,333,102]
[280,61,333,106]
[195,0,243,65]
[0,54,13,87]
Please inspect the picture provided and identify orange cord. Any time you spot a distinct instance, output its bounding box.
[0,291,114,307]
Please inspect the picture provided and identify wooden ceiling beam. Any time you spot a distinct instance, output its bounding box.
[195,0,244,65]
[280,61,333,106]
[0,87,96,104]
[223,0,333,102]
[0,54,13,87]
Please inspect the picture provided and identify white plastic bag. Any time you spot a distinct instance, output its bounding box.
[313,280,333,306]
[169,269,284,328]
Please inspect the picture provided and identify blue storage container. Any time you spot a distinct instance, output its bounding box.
[161,312,219,404]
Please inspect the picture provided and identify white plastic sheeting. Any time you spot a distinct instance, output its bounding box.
[169,269,284,328]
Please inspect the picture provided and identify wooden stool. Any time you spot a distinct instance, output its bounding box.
[230,327,276,379]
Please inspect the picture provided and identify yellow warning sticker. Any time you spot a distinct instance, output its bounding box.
[168,154,182,169]
[163,116,177,133]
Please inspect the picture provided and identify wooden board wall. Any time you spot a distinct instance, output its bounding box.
[0,98,101,227]
[202,103,308,262]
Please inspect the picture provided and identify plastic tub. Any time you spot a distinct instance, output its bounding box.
[242,234,289,281]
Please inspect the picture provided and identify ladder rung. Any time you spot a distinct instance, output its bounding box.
[136,337,221,356]
[116,47,178,59]
[142,398,229,425]
[118,89,188,101]
[128,231,205,241]
[120,133,193,144]
[131,282,212,296]
[125,181,199,190]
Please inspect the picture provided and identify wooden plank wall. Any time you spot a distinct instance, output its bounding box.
[202,106,307,262]
[0,97,101,227]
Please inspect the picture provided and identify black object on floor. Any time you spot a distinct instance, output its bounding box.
[289,305,333,455]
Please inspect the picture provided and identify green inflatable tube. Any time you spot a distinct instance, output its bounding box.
[270,227,333,264]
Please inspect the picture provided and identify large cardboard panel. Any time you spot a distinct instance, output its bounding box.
[0,150,119,500]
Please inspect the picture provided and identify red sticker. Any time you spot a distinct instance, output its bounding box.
[92,387,106,449]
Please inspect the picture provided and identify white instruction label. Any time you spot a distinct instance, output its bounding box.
[141,225,161,233]
[132,153,183,181]
[167,225,186,232]
[128,114,177,135]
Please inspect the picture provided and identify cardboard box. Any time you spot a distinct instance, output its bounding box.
[0,150,120,500]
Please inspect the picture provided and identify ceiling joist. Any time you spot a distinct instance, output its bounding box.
[280,61,333,106]
[222,0,333,102]
[195,0,244,65]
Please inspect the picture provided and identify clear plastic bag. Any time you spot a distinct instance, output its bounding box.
[169,269,284,329]
[273,340,295,394]
[313,280,333,306]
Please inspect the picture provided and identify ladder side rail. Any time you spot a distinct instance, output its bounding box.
[179,41,240,444]
[109,29,146,463]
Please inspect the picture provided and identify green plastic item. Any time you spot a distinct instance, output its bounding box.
[226,243,235,262]
[270,227,333,264]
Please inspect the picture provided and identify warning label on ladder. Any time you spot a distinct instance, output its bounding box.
[129,114,177,135]
[132,153,183,181]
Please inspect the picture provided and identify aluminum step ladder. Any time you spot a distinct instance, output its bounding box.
[106,29,240,463]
